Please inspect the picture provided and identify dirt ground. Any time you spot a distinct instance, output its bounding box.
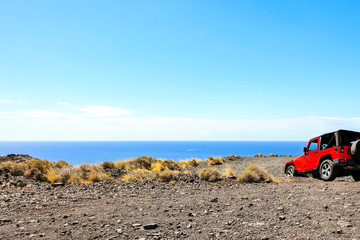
[1,156,360,240]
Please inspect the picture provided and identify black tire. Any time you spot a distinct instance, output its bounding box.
[285,165,297,177]
[319,160,337,181]
[351,171,360,181]
[351,140,360,161]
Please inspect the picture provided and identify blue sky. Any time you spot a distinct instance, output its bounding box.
[0,1,360,140]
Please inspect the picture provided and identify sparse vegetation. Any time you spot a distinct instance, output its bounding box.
[122,169,156,182]
[0,154,281,185]
[187,159,199,167]
[10,162,27,176]
[198,168,222,182]
[207,157,224,165]
[224,165,234,177]
[225,154,241,161]
[177,161,189,169]
[101,161,116,170]
[156,170,178,182]
[237,164,279,183]
[24,158,52,181]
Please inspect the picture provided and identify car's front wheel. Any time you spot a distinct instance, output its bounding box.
[319,160,337,181]
[285,165,297,177]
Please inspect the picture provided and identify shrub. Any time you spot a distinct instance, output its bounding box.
[224,165,234,177]
[208,157,224,166]
[57,167,74,183]
[237,164,279,183]
[268,153,277,157]
[53,160,73,169]
[186,159,199,167]
[0,161,13,172]
[122,169,156,182]
[163,159,179,170]
[177,161,189,169]
[101,161,116,170]
[151,161,165,172]
[117,156,157,171]
[183,170,191,175]
[226,155,237,161]
[24,158,52,181]
[88,171,112,182]
[67,171,82,184]
[45,167,59,184]
[198,168,222,182]
[156,170,178,182]
[10,162,27,176]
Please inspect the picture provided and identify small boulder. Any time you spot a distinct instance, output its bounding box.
[143,223,158,230]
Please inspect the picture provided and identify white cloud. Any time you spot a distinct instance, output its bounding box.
[0,109,360,140]
[0,99,28,104]
[22,110,79,119]
[78,105,132,117]
[58,102,69,105]
[0,99,14,104]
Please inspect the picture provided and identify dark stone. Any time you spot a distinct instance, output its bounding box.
[143,223,158,230]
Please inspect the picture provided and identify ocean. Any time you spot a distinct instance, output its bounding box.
[0,141,306,166]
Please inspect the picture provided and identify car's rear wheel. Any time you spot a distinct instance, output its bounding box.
[319,160,337,181]
[285,165,297,177]
[351,140,360,161]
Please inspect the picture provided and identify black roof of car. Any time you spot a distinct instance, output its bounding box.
[318,129,360,138]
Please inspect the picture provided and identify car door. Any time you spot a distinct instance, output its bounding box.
[304,138,320,171]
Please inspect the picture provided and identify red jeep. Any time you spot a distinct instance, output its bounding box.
[284,129,360,181]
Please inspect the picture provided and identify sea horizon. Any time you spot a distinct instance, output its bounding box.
[0,141,306,166]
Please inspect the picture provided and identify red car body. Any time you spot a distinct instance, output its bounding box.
[284,129,360,181]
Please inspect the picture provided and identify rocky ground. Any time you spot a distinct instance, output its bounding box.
[1,156,360,240]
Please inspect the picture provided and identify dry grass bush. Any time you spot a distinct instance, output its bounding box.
[186,158,199,167]
[88,171,112,182]
[24,158,52,181]
[53,160,73,169]
[45,167,59,184]
[177,161,189,169]
[207,157,224,165]
[0,161,13,172]
[198,168,222,182]
[101,161,116,170]
[226,155,241,161]
[10,162,27,176]
[116,156,157,171]
[56,167,74,183]
[268,153,277,157]
[224,165,234,177]
[122,169,156,182]
[156,170,178,182]
[163,159,179,170]
[237,164,279,183]
[151,161,165,172]
[66,164,112,184]
[183,170,191,175]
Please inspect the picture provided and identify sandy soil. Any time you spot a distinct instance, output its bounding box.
[1,156,360,240]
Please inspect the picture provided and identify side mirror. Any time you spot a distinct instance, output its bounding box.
[303,147,308,154]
